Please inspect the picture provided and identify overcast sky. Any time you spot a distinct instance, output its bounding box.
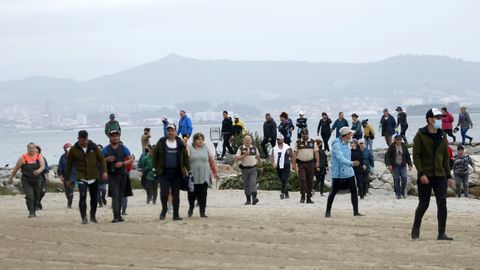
[0,0,478,80]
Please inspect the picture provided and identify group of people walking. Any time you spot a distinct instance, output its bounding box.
[7,106,477,242]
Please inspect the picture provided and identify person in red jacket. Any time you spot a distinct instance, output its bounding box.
[441,107,456,143]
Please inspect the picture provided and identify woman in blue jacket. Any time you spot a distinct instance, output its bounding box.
[325,127,364,218]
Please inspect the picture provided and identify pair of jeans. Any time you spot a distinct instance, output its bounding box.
[221,134,234,157]
[326,177,359,214]
[64,181,75,207]
[108,174,127,219]
[461,127,473,145]
[365,138,373,152]
[188,182,208,215]
[297,162,315,197]
[261,137,276,157]
[276,165,291,195]
[97,182,106,205]
[454,173,469,197]
[413,176,448,235]
[159,169,182,218]
[392,165,408,196]
[78,180,99,219]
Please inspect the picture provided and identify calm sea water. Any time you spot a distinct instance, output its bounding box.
[1,113,479,166]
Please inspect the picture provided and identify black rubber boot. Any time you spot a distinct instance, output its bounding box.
[252,193,259,205]
[411,226,420,240]
[244,195,251,205]
[306,196,314,204]
[300,194,305,203]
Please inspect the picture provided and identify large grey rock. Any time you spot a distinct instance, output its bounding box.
[381,174,394,185]
[382,183,394,192]
[370,179,384,189]
[470,186,480,197]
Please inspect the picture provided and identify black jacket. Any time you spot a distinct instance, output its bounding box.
[263,120,277,139]
[317,148,328,175]
[351,148,364,173]
[221,117,233,135]
[386,143,412,167]
[152,137,190,178]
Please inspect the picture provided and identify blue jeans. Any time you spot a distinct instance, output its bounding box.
[392,165,408,196]
[365,138,373,152]
[461,127,473,145]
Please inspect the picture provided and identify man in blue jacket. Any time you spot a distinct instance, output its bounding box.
[325,127,364,218]
[177,110,193,139]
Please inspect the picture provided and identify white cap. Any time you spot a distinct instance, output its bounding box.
[358,139,365,144]
[299,111,304,116]
[234,114,239,119]
[339,127,353,136]
[277,134,284,140]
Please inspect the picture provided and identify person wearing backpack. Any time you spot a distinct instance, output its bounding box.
[452,145,476,198]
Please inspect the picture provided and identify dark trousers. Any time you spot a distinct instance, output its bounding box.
[146,180,158,204]
[108,174,127,219]
[78,180,99,219]
[35,178,46,208]
[314,172,326,194]
[160,169,181,218]
[354,170,364,197]
[97,183,106,204]
[298,162,315,196]
[413,176,448,235]
[443,129,456,142]
[400,124,408,143]
[362,172,370,195]
[326,177,359,214]
[64,181,74,207]
[21,178,39,215]
[321,132,331,152]
[261,137,276,157]
[221,134,234,157]
[188,182,208,214]
[276,165,290,195]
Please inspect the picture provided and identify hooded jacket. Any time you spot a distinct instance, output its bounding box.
[412,126,451,178]
[331,137,355,179]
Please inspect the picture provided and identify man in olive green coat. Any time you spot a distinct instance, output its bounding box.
[65,130,107,224]
[411,108,453,241]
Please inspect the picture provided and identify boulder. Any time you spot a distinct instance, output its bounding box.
[381,174,394,185]
[447,188,456,197]
[408,185,418,196]
[370,179,384,189]
[470,186,480,197]
[382,182,394,192]
[448,178,456,189]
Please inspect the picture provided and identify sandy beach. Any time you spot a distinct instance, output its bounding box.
[0,189,479,270]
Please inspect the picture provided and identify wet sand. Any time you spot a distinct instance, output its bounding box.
[0,189,479,270]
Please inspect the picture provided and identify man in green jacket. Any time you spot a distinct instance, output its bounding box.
[152,123,190,221]
[411,108,453,241]
[65,130,108,224]
[105,114,121,137]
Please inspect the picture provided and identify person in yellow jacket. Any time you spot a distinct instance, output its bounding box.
[233,114,248,136]
[362,119,375,152]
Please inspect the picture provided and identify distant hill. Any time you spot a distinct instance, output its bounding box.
[1,54,480,113]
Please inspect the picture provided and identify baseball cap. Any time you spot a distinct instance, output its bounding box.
[109,130,120,135]
[63,143,72,149]
[426,108,444,118]
[234,114,239,119]
[167,123,176,130]
[394,134,403,140]
[396,106,403,112]
[299,111,304,116]
[339,127,353,136]
[277,134,284,140]
[358,139,365,144]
